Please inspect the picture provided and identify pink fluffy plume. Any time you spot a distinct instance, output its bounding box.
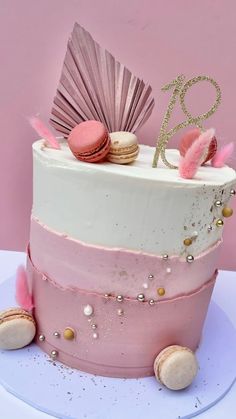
[15,265,34,311]
[179,128,215,179]
[211,142,234,168]
[29,116,61,149]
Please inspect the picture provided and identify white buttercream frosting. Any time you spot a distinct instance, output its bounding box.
[32,139,236,255]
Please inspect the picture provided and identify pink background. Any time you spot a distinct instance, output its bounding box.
[0,0,235,269]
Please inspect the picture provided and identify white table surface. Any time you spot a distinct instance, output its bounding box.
[0,250,235,419]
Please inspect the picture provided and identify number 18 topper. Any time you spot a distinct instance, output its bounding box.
[152,75,221,169]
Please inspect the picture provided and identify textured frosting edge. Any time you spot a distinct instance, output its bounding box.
[28,242,217,302]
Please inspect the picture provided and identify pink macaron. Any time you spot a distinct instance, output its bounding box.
[68,120,111,163]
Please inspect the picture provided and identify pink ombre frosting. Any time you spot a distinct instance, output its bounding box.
[30,217,221,300]
[27,252,217,378]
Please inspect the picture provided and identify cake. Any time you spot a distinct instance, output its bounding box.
[1,22,236,392]
[27,140,236,379]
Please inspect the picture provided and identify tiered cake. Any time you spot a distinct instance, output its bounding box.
[27,140,236,377]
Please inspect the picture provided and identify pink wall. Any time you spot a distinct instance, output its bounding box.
[0,0,235,269]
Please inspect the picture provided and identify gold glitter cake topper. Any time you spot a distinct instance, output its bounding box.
[152,75,222,169]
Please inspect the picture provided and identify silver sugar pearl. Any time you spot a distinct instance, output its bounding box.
[93,332,98,339]
[186,255,194,263]
[162,254,169,260]
[53,331,60,338]
[50,350,58,359]
[215,200,222,207]
[117,308,124,316]
[149,299,155,306]
[38,334,45,342]
[137,293,145,302]
[148,274,154,280]
[230,189,236,196]
[116,295,124,302]
[91,324,97,330]
[104,293,110,298]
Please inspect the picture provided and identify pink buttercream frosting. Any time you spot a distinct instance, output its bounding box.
[27,251,217,378]
[30,217,221,299]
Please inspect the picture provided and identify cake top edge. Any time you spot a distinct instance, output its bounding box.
[33,139,236,187]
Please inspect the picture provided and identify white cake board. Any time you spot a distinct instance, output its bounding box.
[0,276,235,419]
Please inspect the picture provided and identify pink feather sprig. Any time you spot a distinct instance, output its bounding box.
[211,142,234,168]
[29,116,61,149]
[179,129,215,179]
[15,265,34,311]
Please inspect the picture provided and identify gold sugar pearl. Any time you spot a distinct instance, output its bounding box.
[63,327,75,340]
[216,219,224,227]
[222,207,233,218]
[183,238,192,246]
[157,287,165,297]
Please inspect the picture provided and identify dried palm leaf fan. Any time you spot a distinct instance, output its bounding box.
[50,23,154,137]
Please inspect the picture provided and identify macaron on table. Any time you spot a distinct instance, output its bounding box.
[0,308,35,350]
[1,21,236,419]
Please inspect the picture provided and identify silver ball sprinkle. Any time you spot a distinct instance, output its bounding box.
[38,334,45,342]
[137,293,145,302]
[91,324,97,330]
[186,255,194,263]
[50,350,58,359]
[215,200,222,207]
[93,332,98,339]
[149,299,155,306]
[230,189,236,196]
[192,231,198,238]
[207,225,213,232]
[148,274,154,280]
[117,308,124,316]
[104,293,110,298]
[162,254,169,260]
[116,295,124,302]
[53,331,60,338]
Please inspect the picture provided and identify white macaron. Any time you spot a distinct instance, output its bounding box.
[0,308,36,350]
[154,345,198,390]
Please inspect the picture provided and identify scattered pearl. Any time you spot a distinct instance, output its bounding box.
[143,282,148,289]
[83,304,94,316]
[215,200,222,207]
[157,287,165,297]
[183,238,192,246]
[50,350,58,359]
[63,327,75,340]
[91,324,97,329]
[166,267,172,274]
[222,207,233,218]
[93,332,98,339]
[186,255,194,263]
[117,309,124,316]
[192,231,198,238]
[230,189,235,196]
[149,299,155,305]
[53,331,60,338]
[104,293,110,299]
[162,254,169,260]
[116,295,124,302]
[137,293,145,302]
[38,334,45,342]
[216,219,224,227]
[148,274,154,280]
